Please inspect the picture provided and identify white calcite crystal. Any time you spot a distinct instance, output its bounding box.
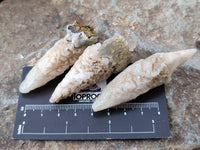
[92,49,197,112]
[49,34,132,103]
[19,21,98,93]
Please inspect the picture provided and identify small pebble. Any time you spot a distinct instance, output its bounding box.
[70,8,76,13]
[56,23,60,28]
[59,11,63,16]
[112,22,118,26]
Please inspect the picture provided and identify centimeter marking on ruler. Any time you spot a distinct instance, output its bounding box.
[18,103,159,135]
[22,102,159,111]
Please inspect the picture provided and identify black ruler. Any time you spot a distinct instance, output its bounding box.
[13,67,170,140]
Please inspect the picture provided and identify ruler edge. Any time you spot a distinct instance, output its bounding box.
[12,67,27,139]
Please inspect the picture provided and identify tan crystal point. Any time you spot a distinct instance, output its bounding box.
[49,34,132,103]
[92,49,197,112]
[19,21,97,93]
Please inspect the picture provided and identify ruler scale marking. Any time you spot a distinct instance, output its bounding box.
[24,102,160,111]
